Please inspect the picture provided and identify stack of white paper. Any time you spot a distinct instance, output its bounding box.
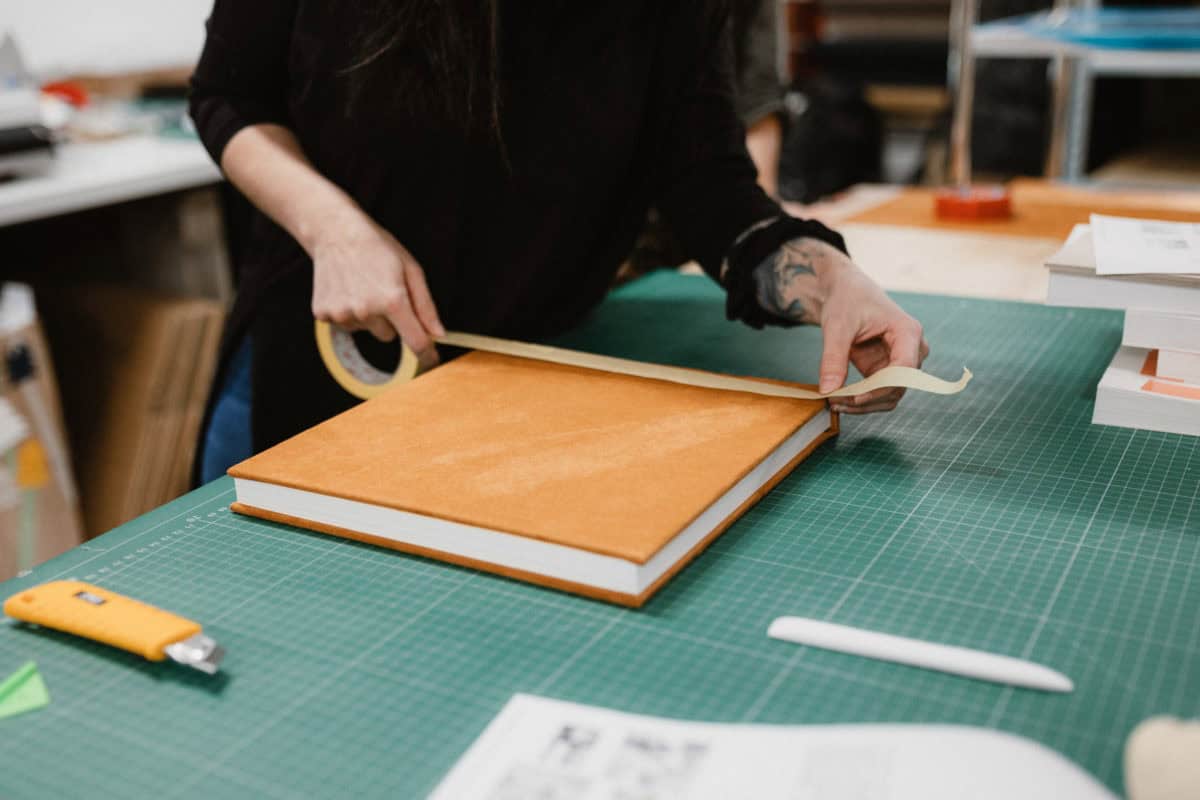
[1045,224,1200,314]
[1094,348,1200,438]
[1045,217,1200,438]
[1091,214,1200,278]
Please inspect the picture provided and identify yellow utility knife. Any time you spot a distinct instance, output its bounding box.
[4,581,225,675]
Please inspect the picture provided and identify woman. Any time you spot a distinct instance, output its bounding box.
[191,0,928,483]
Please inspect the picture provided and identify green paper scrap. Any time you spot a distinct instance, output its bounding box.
[0,661,50,720]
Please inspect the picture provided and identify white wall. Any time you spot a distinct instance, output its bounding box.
[3,0,213,79]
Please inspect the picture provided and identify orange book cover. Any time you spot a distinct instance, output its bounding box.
[230,351,836,606]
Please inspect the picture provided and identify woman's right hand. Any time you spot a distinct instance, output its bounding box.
[310,212,446,369]
[214,123,445,366]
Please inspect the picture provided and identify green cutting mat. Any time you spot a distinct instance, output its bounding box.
[1,272,1196,798]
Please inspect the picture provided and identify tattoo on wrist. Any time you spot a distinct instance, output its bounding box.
[752,239,825,324]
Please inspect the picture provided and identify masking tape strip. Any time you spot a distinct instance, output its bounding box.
[316,322,972,401]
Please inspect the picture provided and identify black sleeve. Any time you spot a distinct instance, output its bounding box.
[732,0,784,126]
[188,0,298,166]
[653,5,847,329]
[723,215,848,329]
[653,7,780,282]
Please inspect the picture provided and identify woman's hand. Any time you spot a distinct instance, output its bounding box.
[310,211,445,369]
[217,124,446,368]
[753,237,929,414]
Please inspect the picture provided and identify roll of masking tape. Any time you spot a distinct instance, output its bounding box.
[315,320,420,400]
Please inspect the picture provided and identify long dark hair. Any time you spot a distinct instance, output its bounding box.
[345,0,502,139]
[343,0,744,137]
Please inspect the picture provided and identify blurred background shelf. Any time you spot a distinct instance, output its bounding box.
[0,135,218,227]
[963,3,1200,182]
[973,20,1200,73]
[782,0,1200,193]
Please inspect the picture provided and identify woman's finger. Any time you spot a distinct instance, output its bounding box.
[842,386,904,407]
[404,262,446,338]
[818,319,855,394]
[363,315,397,343]
[835,398,900,415]
[382,290,438,368]
[327,308,361,329]
[884,318,924,369]
[850,337,890,372]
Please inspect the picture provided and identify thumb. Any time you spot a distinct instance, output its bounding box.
[886,322,924,369]
[819,321,854,394]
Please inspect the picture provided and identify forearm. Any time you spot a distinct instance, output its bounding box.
[220,124,365,254]
[752,236,854,325]
[223,125,444,360]
[744,114,782,198]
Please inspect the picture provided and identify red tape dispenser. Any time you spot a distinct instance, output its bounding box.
[934,185,1013,221]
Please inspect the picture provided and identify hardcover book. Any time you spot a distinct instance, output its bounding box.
[230,351,836,606]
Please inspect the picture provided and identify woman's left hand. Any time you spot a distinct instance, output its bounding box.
[752,237,930,415]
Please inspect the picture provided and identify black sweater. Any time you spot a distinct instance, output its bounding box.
[190,1,813,452]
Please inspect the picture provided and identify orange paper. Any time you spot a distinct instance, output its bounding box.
[1141,379,1200,401]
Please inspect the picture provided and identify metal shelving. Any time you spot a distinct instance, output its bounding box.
[951,0,1200,181]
